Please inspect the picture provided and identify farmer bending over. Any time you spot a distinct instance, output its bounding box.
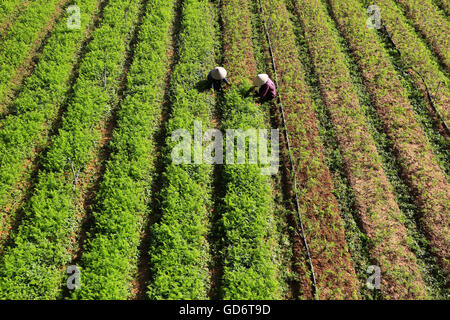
[207,67,229,92]
[253,74,276,103]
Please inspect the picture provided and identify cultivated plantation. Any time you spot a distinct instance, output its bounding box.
[0,0,448,300]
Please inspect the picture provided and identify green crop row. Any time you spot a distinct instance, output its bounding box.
[301,0,446,299]
[0,0,64,106]
[0,0,101,247]
[0,0,142,300]
[326,0,450,283]
[0,0,28,26]
[260,0,360,300]
[218,89,281,299]
[396,0,450,69]
[372,0,449,124]
[147,0,215,300]
[293,0,427,299]
[70,0,176,300]
[217,0,280,300]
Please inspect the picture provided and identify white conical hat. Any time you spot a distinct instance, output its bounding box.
[254,74,269,86]
[211,67,227,80]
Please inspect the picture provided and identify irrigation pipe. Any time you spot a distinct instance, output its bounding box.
[258,0,319,300]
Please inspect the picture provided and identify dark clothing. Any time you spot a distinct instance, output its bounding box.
[207,72,229,91]
[259,78,276,102]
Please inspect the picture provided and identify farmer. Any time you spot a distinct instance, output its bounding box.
[207,66,229,92]
[253,74,276,103]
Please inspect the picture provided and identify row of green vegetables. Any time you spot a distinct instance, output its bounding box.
[0,0,63,106]
[147,0,216,300]
[260,0,360,300]
[218,0,280,300]
[71,0,177,300]
[0,0,142,299]
[287,1,376,299]
[294,0,426,299]
[326,0,450,283]
[395,0,450,69]
[0,0,101,247]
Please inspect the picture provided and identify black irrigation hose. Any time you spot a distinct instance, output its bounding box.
[382,24,450,135]
[257,0,319,300]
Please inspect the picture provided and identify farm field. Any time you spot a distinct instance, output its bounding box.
[0,0,448,300]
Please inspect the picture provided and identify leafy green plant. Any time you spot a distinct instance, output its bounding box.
[0,0,28,26]
[395,0,450,69]
[70,0,176,300]
[215,0,281,300]
[147,0,215,300]
[326,0,450,284]
[0,0,64,105]
[0,0,142,299]
[432,0,450,15]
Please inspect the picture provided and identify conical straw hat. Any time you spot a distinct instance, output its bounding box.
[254,74,269,86]
[211,67,227,80]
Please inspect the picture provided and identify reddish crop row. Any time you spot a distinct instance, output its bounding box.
[260,0,360,299]
[396,0,450,69]
[0,0,67,108]
[218,0,281,299]
[327,0,450,280]
[71,0,176,300]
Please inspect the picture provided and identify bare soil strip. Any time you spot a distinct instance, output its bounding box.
[0,0,72,114]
